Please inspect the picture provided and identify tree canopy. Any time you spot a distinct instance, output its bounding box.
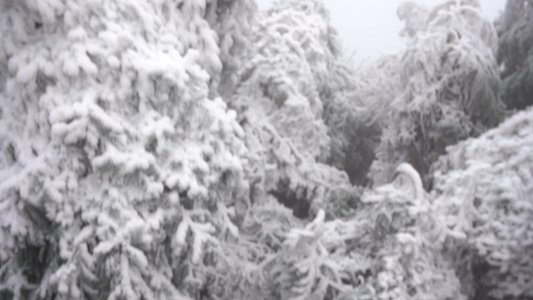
[0,0,531,300]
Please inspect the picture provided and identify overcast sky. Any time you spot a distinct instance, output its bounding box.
[256,0,507,64]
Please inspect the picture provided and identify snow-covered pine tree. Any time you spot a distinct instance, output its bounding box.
[228,0,359,220]
[431,107,533,300]
[370,0,505,188]
[496,0,533,110]
[0,0,253,299]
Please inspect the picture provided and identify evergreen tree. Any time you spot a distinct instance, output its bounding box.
[0,0,254,298]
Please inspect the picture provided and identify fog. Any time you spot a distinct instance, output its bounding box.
[257,0,506,64]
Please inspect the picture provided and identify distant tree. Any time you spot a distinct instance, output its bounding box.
[326,52,403,187]
[370,0,505,188]
[432,107,533,300]
[0,0,254,299]
[496,0,533,110]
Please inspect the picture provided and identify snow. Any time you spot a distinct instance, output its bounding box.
[432,107,533,298]
[15,61,38,84]
[0,0,532,299]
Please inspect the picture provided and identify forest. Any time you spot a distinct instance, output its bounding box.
[0,0,532,299]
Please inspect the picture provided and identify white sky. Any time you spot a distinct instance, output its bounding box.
[256,0,507,64]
